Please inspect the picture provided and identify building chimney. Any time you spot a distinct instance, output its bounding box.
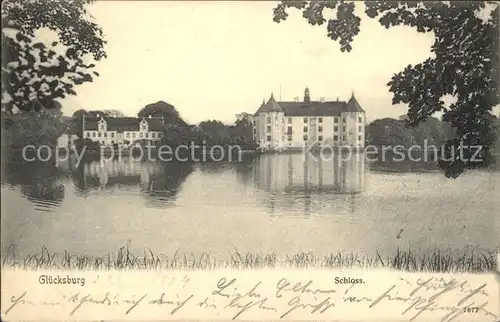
[294,97,299,102]
[320,97,325,102]
[304,87,311,103]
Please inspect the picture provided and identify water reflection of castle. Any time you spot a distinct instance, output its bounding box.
[253,152,365,193]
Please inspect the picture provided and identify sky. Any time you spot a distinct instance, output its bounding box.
[54,1,441,124]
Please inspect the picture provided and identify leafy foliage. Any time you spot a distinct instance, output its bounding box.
[2,107,66,148]
[232,112,255,143]
[2,0,105,113]
[138,101,188,127]
[273,1,499,178]
[367,117,451,148]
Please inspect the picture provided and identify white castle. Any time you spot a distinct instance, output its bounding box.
[252,88,366,151]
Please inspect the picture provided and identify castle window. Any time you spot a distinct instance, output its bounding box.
[267,135,271,142]
[253,128,256,134]
[132,133,136,138]
[104,132,108,138]
[334,135,338,141]
[86,132,90,138]
[318,118,323,123]
[92,132,96,138]
[111,132,115,138]
[334,126,338,132]
[358,116,362,123]
[318,135,323,141]
[287,126,292,134]
[303,118,307,123]
[318,126,323,133]
[343,118,346,123]
[303,126,308,132]
[288,118,292,124]
[287,135,292,141]
[303,135,308,141]
[343,127,346,132]
[158,133,162,137]
[358,125,362,132]
[267,117,271,123]
[266,126,271,133]
[334,117,339,123]
[98,132,101,138]
[358,135,362,141]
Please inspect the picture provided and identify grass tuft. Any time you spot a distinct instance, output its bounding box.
[0,243,496,272]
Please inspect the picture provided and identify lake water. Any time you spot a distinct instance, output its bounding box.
[1,152,499,260]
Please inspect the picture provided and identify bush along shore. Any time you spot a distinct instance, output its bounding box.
[1,243,496,273]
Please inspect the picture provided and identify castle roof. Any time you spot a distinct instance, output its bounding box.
[347,93,364,112]
[83,116,165,132]
[253,100,364,117]
[278,101,348,116]
[253,91,364,117]
[253,94,283,116]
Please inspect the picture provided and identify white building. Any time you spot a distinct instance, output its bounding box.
[82,115,164,147]
[253,88,366,151]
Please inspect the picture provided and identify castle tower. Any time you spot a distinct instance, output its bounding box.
[346,92,365,148]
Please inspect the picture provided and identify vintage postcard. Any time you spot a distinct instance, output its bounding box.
[1,0,499,321]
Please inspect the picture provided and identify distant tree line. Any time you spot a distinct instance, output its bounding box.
[367,115,500,153]
[366,117,454,148]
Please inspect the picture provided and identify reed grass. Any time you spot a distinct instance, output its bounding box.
[1,243,496,273]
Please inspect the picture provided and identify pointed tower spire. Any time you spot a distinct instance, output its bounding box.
[265,92,283,112]
[259,98,265,108]
[347,90,364,112]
